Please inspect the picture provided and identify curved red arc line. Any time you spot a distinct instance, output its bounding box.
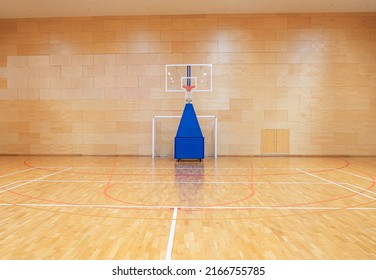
[8,157,373,217]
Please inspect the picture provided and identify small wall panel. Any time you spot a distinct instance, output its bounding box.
[261,129,277,154]
[276,129,290,154]
[261,129,290,154]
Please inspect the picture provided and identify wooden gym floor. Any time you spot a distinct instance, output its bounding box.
[0,155,375,260]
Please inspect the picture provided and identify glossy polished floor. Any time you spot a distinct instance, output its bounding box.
[0,156,375,260]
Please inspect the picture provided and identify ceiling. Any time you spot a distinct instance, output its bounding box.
[0,0,375,19]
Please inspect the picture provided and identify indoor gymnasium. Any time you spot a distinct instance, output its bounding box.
[0,0,376,264]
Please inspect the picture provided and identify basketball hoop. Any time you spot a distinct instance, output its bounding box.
[183,85,195,103]
[183,85,196,92]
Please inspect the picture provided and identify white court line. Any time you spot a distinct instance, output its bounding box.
[0,168,71,194]
[165,207,178,260]
[0,168,35,178]
[14,179,339,185]
[0,181,24,193]
[297,168,376,201]
[344,182,376,196]
[25,165,338,170]
[2,202,376,211]
[335,168,375,181]
[0,203,344,210]
[348,208,376,210]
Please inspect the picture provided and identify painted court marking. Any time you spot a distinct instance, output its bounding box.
[0,168,35,178]
[335,168,375,181]
[0,203,375,211]
[21,165,340,170]
[344,182,376,197]
[0,168,71,194]
[1,165,375,208]
[1,160,376,260]
[165,207,178,260]
[2,179,347,185]
[0,203,345,210]
[0,160,376,260]
[0,181,23,193]
[297,168,376,201]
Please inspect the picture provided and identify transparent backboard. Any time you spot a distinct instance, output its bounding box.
[165,64,212,92]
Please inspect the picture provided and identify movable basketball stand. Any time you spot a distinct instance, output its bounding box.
[175,86,204,161]
[165,64,212,161]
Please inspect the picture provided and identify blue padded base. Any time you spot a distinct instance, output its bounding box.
[174,137,204,160]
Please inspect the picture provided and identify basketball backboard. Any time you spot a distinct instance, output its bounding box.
[165,64,212,93]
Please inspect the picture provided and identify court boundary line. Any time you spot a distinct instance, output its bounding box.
[3,179,344,185]
[23,158,350,180]
[166,207,178,260]
[2,170,374,210]
[19,166,341,170]
[0,203,375,211]
[0,168,71,194]
[297,168,376,201]
[335,168,375,181]
[0,181,23,193]
[0,168,35,178]
[2,157,376,260]
[343,182,376,196]
[2,159,374,213]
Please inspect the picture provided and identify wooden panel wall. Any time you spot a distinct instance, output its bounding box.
[0,13,375,155]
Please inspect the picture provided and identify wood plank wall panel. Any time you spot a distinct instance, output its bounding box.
[0,13,375,155]
[261,129,290,154]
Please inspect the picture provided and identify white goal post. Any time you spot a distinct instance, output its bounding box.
[152,115,218,158]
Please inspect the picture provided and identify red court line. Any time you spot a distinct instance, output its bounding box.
[17,157,375,212]
[1,170,376,221]
[102,159,256,208]
[1,157,373,221]
[2,175,375,222]
[23,158,350,178]
[14,157,365,210]
[0,197,171,221]
[236,174,376,222]
[0,157,34,176]
[270,173,376,208]
[177,174,376,221]
[0,167,24,176]
[104,161,117,191]
[179,158,374,212]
